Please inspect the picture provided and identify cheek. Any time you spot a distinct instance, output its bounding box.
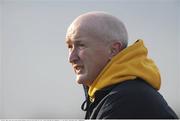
[79,50,95,68]
[93,50,110,70]
[90,51,109,71]
[79,48,109,71]
[78,50,86,61]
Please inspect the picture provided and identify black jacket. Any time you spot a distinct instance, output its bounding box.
[82,78,178,119]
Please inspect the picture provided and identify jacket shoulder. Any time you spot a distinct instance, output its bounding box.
[96,78,178,119]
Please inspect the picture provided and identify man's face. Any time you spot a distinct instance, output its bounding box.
[66,26,110,86]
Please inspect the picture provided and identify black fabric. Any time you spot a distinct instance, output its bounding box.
[83,78,178,119]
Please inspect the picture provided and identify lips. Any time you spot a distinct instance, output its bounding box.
[73,65,84,74]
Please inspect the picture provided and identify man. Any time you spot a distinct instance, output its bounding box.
[65,11,178,119]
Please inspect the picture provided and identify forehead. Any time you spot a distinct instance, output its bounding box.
[66,25,91,44]
[66,33,88,45]
[65,19,104,45]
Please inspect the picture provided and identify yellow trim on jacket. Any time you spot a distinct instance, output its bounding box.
[88,40,161,100]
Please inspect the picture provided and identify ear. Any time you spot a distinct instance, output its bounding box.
[109,42,122,59]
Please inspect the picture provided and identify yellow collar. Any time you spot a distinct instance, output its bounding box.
[88,40,161,99]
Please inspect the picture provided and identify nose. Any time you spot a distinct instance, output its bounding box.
[68,49,79,64]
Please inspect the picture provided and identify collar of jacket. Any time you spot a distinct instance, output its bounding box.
[88,39,161,102]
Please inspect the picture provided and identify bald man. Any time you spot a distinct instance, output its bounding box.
[65,11,178,119]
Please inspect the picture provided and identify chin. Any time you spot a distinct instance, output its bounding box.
[76,75,91,86]
[76,76,85,84]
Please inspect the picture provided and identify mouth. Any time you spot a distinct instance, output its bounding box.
[73,65,84,74]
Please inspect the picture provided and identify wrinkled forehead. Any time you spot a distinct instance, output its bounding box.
[66,20,95,44]
[66,22,80,42]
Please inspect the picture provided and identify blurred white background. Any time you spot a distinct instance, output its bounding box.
[0,0,179,119]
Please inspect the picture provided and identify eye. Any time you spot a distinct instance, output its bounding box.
[68,44,72,49]
[79,44,84,47]
[67,44,73,51]
[78,43,86,49]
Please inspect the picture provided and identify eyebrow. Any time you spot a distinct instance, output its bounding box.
[66,39,84,45]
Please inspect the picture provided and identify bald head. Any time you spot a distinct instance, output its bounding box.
[66,12,129,85]
[66,11,128,49]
